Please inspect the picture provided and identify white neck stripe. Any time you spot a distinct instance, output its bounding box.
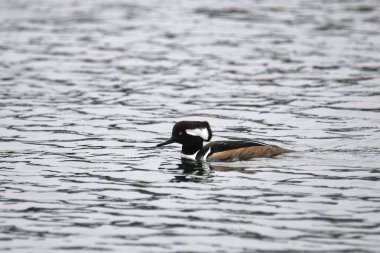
[203,148,211,161]
[181,151,199,160]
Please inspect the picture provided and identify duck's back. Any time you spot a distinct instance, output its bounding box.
[197,141,291,162]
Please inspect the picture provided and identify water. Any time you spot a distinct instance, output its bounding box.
[1,0,380,252]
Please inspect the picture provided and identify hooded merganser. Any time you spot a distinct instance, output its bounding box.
[156,121,292,162]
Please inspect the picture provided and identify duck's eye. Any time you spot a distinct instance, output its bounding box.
[178,131,183,136]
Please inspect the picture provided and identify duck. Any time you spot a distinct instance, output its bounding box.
[156,121,292,162]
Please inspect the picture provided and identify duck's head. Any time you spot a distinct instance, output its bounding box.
[156,121,212,147]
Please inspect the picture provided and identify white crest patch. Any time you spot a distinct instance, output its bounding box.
[186,128,209,140]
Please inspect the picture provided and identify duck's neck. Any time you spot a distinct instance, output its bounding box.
[181,140,203,155]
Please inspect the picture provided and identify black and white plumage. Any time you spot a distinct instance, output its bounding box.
[156,121,292,162]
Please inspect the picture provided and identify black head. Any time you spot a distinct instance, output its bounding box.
[156,121,212,147]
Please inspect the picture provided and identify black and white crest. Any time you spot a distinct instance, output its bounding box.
[156,121,213,148]
[174,121,212,141]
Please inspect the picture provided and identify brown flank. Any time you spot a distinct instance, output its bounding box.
[207,146,292,162]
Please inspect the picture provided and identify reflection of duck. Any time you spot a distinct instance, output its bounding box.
[176,158,207,174]
[209,164,256,174]
[168,158,212,183]
[157,121,292,162]
[164,158,257,183]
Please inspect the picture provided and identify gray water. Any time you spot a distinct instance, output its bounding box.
[1,0,380,252]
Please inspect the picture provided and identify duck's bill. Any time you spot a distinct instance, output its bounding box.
[156,138,175,147]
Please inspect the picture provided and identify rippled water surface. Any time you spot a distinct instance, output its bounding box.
[1,0,380,252]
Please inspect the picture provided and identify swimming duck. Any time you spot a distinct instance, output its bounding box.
[156,121,292,162]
